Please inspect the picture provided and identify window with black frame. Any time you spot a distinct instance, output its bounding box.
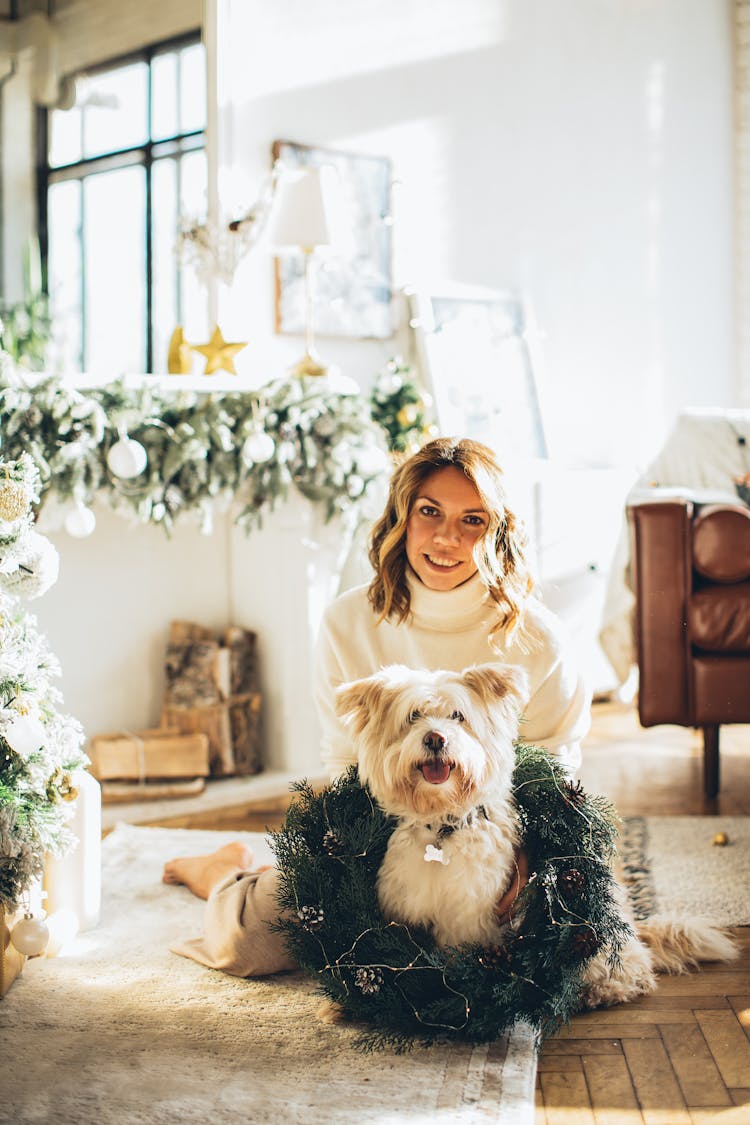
[40,34,207,376]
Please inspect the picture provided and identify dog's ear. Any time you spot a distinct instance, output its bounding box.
[461,663,528,712]
[335,665,416,736]
[334,677,386,736]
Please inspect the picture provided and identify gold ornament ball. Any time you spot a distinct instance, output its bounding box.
[711,832,729,847]
[396,404,419,426]
[0,479,29,522]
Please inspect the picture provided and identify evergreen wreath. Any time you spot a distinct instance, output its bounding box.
[271,745,632,1051]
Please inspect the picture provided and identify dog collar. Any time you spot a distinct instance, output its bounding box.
[425,804,489,842]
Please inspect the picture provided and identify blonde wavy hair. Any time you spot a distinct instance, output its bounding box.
[367,437,535,646]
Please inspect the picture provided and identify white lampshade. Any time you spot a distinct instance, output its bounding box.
[264,165,351,253]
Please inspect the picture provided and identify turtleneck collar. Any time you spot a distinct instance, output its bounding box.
[405,567,497,632]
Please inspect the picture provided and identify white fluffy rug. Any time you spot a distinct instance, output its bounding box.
[1,824,538,1125]
[620,816,750,925]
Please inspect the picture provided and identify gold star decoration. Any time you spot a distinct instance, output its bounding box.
[167,326,194,374]
[192,325,247,376]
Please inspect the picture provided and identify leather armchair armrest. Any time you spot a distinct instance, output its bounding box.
[627,498,693,726]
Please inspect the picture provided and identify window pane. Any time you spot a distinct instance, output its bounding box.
[49,106,82,168]
[179,43,206,134]
[81,63,149,158]
[152,158,178,372]
[48,180,83,372]
[84,166,146,374]
[180,147,208,216]
[45,40,206,377]
[151,52,178,141]
[152,149,209,373]
[178,148,209,350]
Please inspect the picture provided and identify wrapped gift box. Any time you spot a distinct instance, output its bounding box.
[161,693,262,777]
[1,905,26,998]
[88,728,210,781]
[164,622,258,707]
[161,620,263,777]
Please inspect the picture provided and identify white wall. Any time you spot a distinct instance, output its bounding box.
[38,502,233,747]
[1,52,36,302]
[217,0,737,471]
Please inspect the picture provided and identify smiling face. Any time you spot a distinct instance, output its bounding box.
[405,466,489,591]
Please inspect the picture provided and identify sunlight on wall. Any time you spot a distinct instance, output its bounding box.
[221,0,507,99]
[643,59,666,461]
[339,118,451,287]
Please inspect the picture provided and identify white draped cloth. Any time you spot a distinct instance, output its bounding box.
[599,408,750,684]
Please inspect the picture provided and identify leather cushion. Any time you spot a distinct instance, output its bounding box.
[693,654,750,723]
[690,582,750,652]
[692,505,750,583]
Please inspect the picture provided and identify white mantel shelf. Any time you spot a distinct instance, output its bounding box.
[100,769,329,832]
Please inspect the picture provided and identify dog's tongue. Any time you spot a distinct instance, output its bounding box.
[421,760,451,785]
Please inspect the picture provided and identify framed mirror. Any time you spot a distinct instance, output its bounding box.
[409,286,547,461]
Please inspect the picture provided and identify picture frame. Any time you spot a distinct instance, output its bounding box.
[271,139,394,340]
[408,286,548,461]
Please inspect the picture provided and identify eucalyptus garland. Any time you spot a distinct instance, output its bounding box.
[271,746,631,1051]
[0,364,390,535]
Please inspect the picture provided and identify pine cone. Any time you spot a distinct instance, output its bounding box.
[571,928,600,959]
[563,779,587,807]
[322,829,345,856]
[478,944,512,969]
[297,904,325,932]
[354,966,384,994]
[558,868,585,897]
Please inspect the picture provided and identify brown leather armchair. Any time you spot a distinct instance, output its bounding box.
[627,495,750,797]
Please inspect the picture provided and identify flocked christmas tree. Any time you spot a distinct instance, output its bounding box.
[0,450,87,916]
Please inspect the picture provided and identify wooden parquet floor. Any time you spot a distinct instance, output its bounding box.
[536,701,750,1125]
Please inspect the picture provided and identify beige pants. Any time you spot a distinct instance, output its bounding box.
[171,867,298,977]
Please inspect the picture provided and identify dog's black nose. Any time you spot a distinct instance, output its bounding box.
[423,730,446,754]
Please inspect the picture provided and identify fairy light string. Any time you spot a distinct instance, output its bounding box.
[270,746,631,1051]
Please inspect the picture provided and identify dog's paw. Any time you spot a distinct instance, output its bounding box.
[579,936,657,1009]
[317,998,347,1024]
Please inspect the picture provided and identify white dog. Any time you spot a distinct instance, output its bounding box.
[335,662,737,1009]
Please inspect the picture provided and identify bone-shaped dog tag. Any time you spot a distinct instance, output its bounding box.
[424,844,449,864]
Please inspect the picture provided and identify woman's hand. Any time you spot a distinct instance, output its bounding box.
[494,849,529,926]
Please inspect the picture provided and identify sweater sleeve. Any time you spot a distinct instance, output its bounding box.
[517,610,591,778]
[313,608,358,780]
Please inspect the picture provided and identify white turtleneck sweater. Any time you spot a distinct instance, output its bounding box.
[314,571,590,779]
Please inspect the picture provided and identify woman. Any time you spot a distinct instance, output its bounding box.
[164,437,591,976]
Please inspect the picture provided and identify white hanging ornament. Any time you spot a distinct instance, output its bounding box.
[4,710,47,759]
[64,502,96,538]
[241,429,275,466]
[107,436,148,479]
[10,913,50,957]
